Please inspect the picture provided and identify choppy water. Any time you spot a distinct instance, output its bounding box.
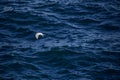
[0,0,120,80]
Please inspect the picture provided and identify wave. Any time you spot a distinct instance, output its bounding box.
[0,0,120,80]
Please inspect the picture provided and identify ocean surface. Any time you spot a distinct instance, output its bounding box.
[0,0,120,80]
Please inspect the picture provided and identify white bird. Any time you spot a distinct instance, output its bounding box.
[35,32,44,40]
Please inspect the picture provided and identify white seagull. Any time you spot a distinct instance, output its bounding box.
[35,32,44,40]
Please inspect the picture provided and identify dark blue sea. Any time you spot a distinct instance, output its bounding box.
[0,0,120,80]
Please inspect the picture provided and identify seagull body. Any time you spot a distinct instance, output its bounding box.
[35,32,44,40]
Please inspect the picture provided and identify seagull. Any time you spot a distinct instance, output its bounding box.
[35,32,44,40]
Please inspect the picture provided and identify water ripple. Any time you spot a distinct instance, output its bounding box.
[0,0,120,80]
